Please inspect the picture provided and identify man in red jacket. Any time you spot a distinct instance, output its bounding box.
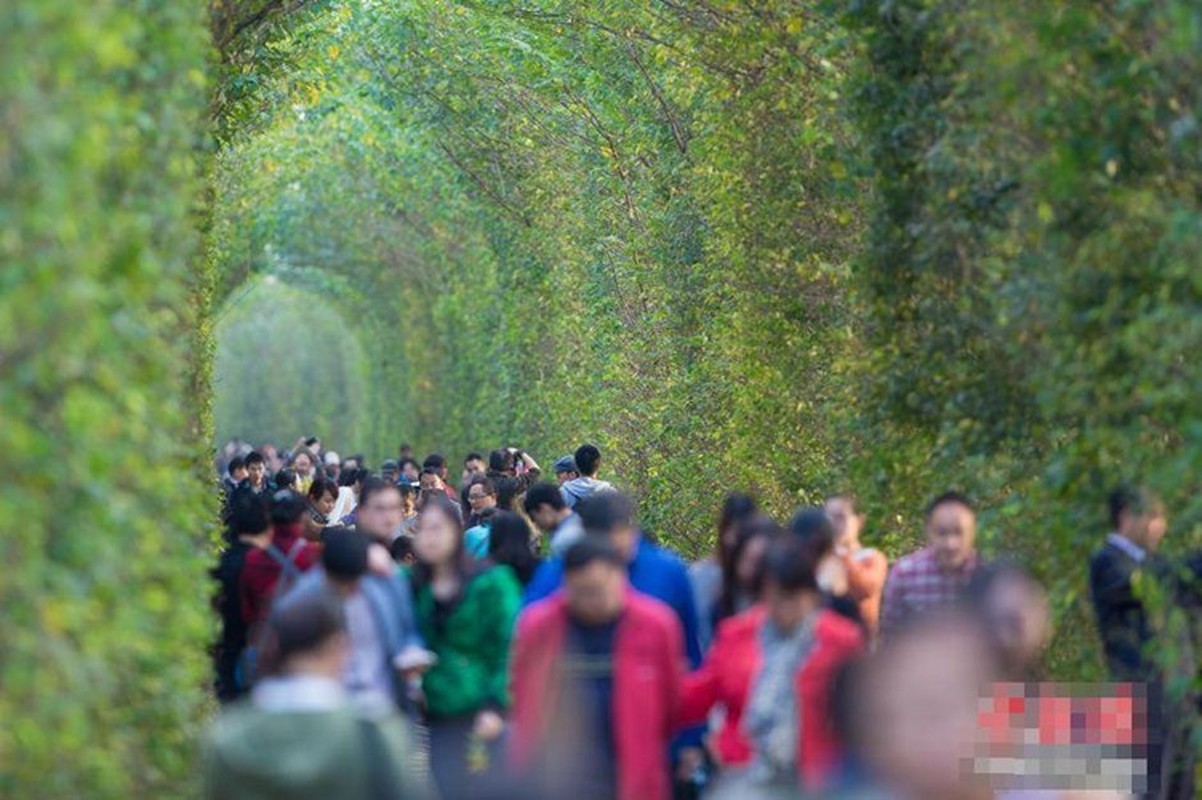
[239,490,322,626]
[510,538,685,800]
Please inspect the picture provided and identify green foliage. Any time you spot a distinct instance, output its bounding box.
[214,276,370,448]
[0,1,213,796]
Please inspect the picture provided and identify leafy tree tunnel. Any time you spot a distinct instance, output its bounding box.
[3,0,1200,795]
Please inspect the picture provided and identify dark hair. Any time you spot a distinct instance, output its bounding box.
[524,481,567,515]
[574,444,602,477]
[409,495,474,591]
[788,507,836,565]
[717,492,758,565]
[1108,483,1161,529]
[359,476,401,509]
[322,528,370,580]
[759,536,820,595]
[338,466,365,488]
[227,488,270,538]
[468,475,497,497]
[423,453,447,471]
[578,491,635,537]
[488,511,541,586]
[420,465,441,479]
[269,489,308,525]
[398,457,420,473]
[390,535,416,564]
[257,588,346,678]
[227,456,246,473]
[464,452,484,465]
[274,468,297,489]
[307,476,338,503]
[564,538,626,573]
[718,514,782,621]
[495,476,523,511]
[244,451,265,468]
[489,448,515,474]
[925,491,975,521]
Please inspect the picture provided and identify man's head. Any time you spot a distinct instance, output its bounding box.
[463,452,486,479]
[423,453,448,481]
[419,467,445,493]
[265,587,349,680]
[228,456,248,483]
[825,492,866,552]
[563,539,628,626]
[759,537,822,633]
[323,451,341,480]
[924,491,977,572]
[488,448,517,476]
[228,488,270,542]
[357,478,404,542]
[321,528,370,593]
[380,460,400,483]
[523,481,570,533]
[245,451,267,487]
[398,442,413,460]
[578,491,638,561]
[1109,483,1167,553]
[467,476,498,515]
[850,615,997,799]
[554,455,579,484]
[269,489,308,528]
[275,468,300,493]
[574,444,602,478]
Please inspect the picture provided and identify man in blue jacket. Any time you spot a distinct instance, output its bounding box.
[523,492,702,667]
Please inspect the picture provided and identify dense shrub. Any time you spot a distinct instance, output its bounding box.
[0,2,214,796]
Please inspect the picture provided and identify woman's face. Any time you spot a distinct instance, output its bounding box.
[313,490,337,517]
[415,506,460,567]
[294,453,313,474]
[735,535,770,592]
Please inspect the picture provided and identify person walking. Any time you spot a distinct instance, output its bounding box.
[410,496,521,799]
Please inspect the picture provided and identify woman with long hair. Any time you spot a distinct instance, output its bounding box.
[411,495,522,798]
[691,493,758,650]
[487,510,542,587]
[714,514,781,628]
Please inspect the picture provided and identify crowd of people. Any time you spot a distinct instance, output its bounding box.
[206,437,1200,800]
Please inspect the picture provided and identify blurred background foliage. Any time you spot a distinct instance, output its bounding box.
[2,0,1200,794]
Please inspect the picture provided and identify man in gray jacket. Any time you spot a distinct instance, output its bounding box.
[559,443,614,510]
[280,528,429,717]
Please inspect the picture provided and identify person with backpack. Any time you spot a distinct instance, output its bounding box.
[240,490,323,628]
[203,588,432,800]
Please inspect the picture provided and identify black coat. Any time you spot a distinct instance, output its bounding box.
[1089,539,1154,681]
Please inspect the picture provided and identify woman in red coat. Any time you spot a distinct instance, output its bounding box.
[680,536,864,792]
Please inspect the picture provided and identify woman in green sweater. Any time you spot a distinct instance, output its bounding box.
[412,494,522,798]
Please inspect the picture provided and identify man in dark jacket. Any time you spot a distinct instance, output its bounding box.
[1090,484,1196,799]
[212,489,272,702]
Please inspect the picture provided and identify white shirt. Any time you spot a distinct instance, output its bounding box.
[1106,532,1146,563]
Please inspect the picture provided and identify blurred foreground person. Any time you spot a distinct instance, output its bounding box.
[412,496,521,799]
[963,561,1050,680]
[510,539,686,800]
[690,492,758,651]
[680,537,864,793]
[282,529,428,716]
[524,481,585,557]
[239,490,321,627]
[203,589,430,800]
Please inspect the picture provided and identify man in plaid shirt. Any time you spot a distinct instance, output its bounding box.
[879,492,981,639]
